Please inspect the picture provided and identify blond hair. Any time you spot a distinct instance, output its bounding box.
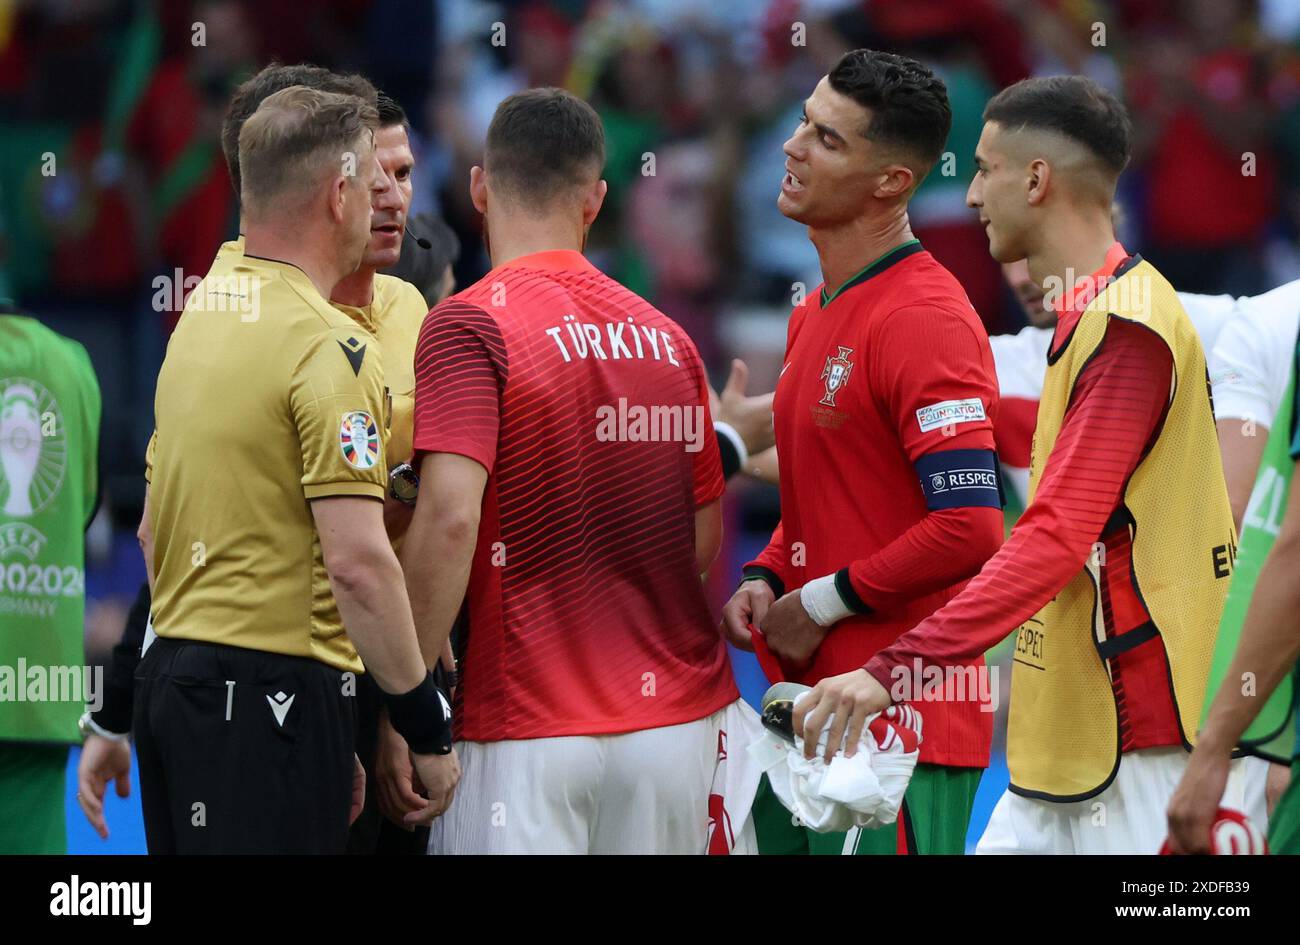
[238,85,378,214]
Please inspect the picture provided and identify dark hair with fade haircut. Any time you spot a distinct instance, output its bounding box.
[828,49,952,179]
[222,62,378,196]
[376,92,409,131]
[983,75,1132,176]
[485,87,605,207]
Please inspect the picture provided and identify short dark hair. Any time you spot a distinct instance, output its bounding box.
[485,87,605,206]
[222,62,377,196]
[376,92,409,131]
[983,75,1132,176]
[827,49,951,178]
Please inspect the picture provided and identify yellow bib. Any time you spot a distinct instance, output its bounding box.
[1007,257,1235,800]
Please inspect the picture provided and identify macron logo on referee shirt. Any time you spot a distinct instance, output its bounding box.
[267,691,295,727]
[338,337,367,376]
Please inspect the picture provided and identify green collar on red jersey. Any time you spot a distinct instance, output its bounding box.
[819,239,924,308]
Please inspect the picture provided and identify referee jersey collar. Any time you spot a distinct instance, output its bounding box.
[490,249,598,276]
[237,253,349,316]
[239,251,319,290]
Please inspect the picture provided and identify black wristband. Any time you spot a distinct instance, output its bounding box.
[833,567,872,615]
[716,428,741,480]
[382,672,453,755]
[741,564,785,599]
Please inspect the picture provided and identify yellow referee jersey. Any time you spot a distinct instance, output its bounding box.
[217,236,428,466]
[330,271,427,469]
[148,250,388,672]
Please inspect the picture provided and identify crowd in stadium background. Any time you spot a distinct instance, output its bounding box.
[4,0,1300,853]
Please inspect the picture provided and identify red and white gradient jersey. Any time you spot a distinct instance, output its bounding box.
[413,250,735,741]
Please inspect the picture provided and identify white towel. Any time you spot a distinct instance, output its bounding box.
[755,697,923,834]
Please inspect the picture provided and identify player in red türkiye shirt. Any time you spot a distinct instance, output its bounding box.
[401,89,755,854]
[720,50,1005,855]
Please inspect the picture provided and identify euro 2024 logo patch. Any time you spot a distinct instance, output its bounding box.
[339,410,379,469]
[1,378,66,519]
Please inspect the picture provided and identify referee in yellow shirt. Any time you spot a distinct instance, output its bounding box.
[218,71,439,852]
[81,66,448,850]
[136,86,458,853]
[217,71,429,472]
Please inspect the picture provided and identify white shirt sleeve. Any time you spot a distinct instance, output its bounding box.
[1177,292,1236,355]
[988,325,1052,401]
[1208,282,1300,429]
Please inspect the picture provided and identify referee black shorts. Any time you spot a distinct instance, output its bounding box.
[133,636,356,854]
[346,670,429,855]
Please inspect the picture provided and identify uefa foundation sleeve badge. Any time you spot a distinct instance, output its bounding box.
[339,410,379,469]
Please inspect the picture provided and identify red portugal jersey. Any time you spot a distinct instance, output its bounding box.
[865,243,1184,756]
[413,250,736,741]
[748,241,1001,767]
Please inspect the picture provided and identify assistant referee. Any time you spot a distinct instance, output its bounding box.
[135,86,457,854]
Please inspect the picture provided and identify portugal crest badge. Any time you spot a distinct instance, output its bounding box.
[339,410,380,469]
[819,346,854,407]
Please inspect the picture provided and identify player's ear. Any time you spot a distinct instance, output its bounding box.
[874,164,914,200]
[582,179,608,227]
[329,174,348,225]
[469,165,488,215]
[1026,158,1050,208]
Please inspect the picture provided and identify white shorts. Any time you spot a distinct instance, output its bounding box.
[1237,754,1272,832]
[976,747,1262,854]
[429,701,748,855]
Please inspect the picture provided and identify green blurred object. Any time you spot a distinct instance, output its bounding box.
[0,744,69,854]
[0,316,102,744]
[1201,368,1296,762]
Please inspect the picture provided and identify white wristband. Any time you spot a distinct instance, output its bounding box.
[800,573,855,627]
[81,712,130,742]
[713,421,749,469]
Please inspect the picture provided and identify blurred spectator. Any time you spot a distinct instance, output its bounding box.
[905,37,1005,330]
[14,0,1300,344]
[1129,0,1279,296]
[127,0,255,328]
[0,0,153,301]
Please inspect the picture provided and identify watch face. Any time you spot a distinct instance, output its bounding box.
[390,466,419,503]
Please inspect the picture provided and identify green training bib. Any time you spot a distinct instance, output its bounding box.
[0,316,100,743]
[1201,361,1297,761]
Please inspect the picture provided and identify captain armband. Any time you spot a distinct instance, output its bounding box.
[914,448,1004,512]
